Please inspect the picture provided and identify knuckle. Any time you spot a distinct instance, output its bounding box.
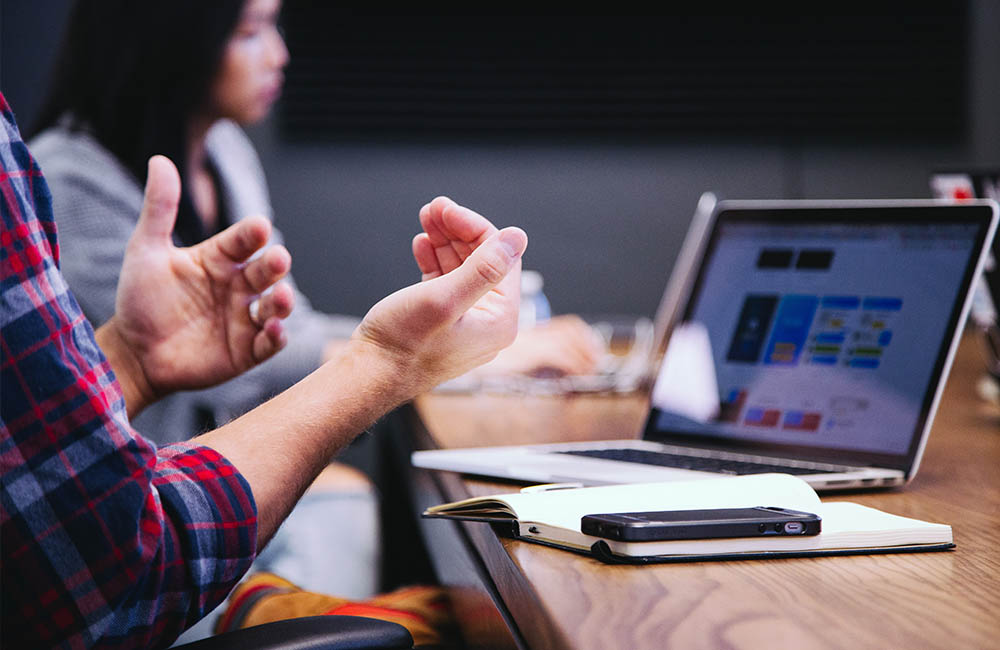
[475,253,507,286]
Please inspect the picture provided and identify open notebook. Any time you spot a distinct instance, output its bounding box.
[423,474,953,564]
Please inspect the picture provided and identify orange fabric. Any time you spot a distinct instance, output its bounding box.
[325,604,426,623]
[217,573,453,647]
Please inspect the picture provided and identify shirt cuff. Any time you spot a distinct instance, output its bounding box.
[153,442,259,617]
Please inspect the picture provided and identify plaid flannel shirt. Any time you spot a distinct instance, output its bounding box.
[0,94,257,648]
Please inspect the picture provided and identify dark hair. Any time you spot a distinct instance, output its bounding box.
[32,0,246,245]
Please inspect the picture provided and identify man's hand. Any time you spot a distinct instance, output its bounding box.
[351,196,527,396]
[97,156,294,415]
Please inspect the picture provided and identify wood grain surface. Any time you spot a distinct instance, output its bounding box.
[414,333,1000,650]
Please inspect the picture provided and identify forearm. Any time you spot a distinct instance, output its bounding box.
[195,339,411,544]
[95,317,156,418]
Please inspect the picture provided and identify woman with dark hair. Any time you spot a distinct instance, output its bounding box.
[31,0,362,442]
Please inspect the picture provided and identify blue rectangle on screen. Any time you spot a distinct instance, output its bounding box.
[815,332,846,344]
[863,297,903,311]
[810,356,838,365]
[878,330,893,346]
[850,358,880,369]
[821,296,861,309]
[763,295,819,365]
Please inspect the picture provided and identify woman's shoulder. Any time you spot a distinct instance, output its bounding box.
[206,119,273,221]
[205,119,267,180]
[205,119,257,155]
[30,122,141,205]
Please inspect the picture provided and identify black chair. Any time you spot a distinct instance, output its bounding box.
[172,615,414,650]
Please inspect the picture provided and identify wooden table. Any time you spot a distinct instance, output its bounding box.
[407,334,1000,650]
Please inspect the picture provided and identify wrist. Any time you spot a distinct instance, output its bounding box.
[95,317,157,417]
[339,337,425,406]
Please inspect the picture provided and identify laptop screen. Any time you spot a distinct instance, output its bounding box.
[646,204,996,470]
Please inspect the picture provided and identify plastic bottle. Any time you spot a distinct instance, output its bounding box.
[519,270,551,330]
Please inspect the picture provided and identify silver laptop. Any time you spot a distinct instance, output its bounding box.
[413,199,998,491]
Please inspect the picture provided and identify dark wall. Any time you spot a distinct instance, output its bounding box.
[250,3,1000,319]
[4,4,1000,319]
[0,0,71,131]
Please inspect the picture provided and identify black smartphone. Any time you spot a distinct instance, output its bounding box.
[581,506,821,542]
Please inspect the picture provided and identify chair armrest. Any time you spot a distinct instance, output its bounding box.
[171,615,414,650]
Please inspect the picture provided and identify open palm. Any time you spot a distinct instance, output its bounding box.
[110,156,294,398]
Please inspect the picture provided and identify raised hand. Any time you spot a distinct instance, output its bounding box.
[413,197,601,379]
[412,195,497,279]
[352,197,527,394]
[99,156,294,412]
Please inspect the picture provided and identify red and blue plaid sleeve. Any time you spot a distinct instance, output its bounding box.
[0,94,258,648]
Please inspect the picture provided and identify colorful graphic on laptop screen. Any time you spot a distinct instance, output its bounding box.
[652,217,981,457]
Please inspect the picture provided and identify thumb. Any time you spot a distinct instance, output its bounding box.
[430,227,528,317]
[133,155,181,244]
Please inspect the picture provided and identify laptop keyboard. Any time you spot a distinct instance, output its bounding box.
[557,448,841,476]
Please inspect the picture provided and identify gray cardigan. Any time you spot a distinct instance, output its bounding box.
[30,120,360,444]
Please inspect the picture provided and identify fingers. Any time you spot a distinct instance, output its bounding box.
[547,316,605,363]
[252,316,288,362]
[532,336,600,375]
[212,216,273,263]
[243,245,292,293]
[427,196,496,244]
[428,226,528,318]
[133,156,182,244]
[412,233,442,280]
[250,282,295,324]
[556,339,602,374]
[248,280,294,364]
[427,234,463,276]
[419,197,498,275]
